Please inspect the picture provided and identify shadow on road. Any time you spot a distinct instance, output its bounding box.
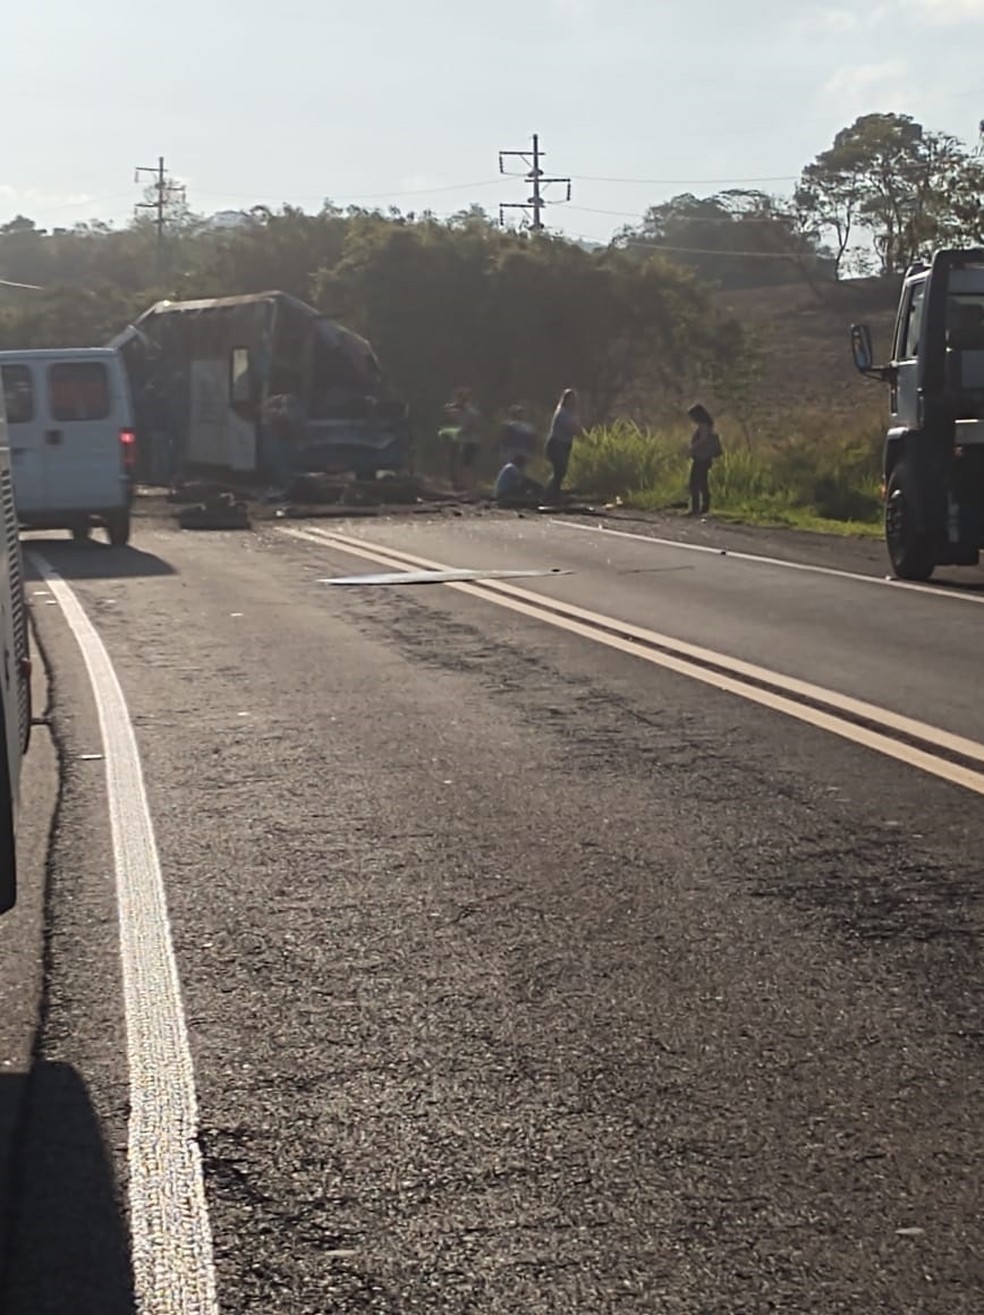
[924,572,984,595]
[0,1062,135,1314]
[21,538,177,580]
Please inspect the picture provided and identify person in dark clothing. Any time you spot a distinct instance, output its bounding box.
[687,403,722,517]
[499,404,538,463]
[442,388,482,492]
[545,388,584,501]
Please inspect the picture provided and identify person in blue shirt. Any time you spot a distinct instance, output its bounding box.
[494,451,544,506]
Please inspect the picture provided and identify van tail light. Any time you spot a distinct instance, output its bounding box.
[119,428,137,472]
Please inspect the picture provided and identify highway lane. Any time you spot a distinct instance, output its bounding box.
[313,509,984,748]
[4,507,982,1313]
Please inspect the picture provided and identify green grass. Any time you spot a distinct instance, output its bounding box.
[568,417,886,536]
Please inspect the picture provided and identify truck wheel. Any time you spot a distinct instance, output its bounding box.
[885,463,934,581]
[71,524,90,543]
[105,510,131,548]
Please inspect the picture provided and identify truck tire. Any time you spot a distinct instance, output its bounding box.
[105,510,131,548]
[885,462,934,581]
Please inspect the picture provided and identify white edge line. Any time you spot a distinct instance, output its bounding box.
[551,518,984,606]
[30,552,219,1315]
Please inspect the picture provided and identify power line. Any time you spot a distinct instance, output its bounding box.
[499,134,571,232]
[566,203,804,223]
[190,179,502,203]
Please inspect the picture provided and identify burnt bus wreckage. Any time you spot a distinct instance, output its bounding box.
[110,292,411,486]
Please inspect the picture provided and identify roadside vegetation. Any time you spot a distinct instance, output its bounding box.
[568,414,886,535]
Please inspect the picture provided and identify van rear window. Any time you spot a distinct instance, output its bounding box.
[48,363,110,422]
[0,366,34,424]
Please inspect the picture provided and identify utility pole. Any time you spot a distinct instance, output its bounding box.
[134,156,185,276]
[499,134,571,232]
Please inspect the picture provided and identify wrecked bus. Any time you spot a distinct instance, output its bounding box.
[109,292,411,485]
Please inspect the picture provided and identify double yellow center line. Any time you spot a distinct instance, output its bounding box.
[283,525,984,799]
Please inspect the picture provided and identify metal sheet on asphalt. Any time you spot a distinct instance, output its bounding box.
[321,567,571,586]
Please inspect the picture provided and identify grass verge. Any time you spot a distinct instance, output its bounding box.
[568,417,886,536]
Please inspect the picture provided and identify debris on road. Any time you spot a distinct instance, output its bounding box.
[176,492,252,532]
[140,479,604,530]
[321,567,571,586]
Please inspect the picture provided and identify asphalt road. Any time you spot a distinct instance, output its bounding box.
[1,504,981,1313]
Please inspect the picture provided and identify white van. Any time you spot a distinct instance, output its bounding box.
[0,348,136,545]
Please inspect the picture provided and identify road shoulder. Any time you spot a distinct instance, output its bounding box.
[0,634,58,1267]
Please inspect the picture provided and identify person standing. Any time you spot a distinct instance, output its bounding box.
[687,403,722,517]
[545,388,583,501]
[442,388,482,493]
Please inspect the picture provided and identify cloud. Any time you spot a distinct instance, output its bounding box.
[908,0,984,21]
[0,185,93,212]
[796,4,892,35]
[806,6,862,32]
[550,0,592,18]
[823,57,908,109]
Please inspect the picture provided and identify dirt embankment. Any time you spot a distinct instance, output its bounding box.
[713,275,901,420]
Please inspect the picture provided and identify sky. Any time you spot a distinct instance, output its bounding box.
[2,0,983,246]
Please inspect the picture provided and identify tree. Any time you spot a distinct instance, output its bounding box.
[175,203,348,303]
[0,284,149,350]
[615,190,832,290]
[797,113,984,275]
[0,216,53,288]
[317,215,746,446]
[795,161,864,278]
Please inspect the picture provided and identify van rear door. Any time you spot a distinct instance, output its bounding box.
[0,362,45,513]
[43,358,126,511]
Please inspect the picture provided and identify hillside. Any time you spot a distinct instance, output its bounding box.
[713,276,902,426]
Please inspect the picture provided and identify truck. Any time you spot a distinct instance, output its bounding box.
[851,247,984,581]
[108,292,411,487]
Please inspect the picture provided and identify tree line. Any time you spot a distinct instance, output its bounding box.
[0,206,749,447]
[0,111,981,445]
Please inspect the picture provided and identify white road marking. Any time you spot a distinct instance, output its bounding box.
[551,518,984,606]
[30,553,218,1315]
[283,525,984,798]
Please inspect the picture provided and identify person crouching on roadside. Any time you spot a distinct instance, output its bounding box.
[494,451,544,506]
[687,403,722,517]
[499,404,538,464]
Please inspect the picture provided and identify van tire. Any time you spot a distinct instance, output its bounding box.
[71,524,90,543]
[106,511,131,548]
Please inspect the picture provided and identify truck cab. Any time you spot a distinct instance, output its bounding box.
[851,248,984,580]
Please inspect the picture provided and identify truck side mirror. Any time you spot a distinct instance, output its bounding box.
[851,323,875,374]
